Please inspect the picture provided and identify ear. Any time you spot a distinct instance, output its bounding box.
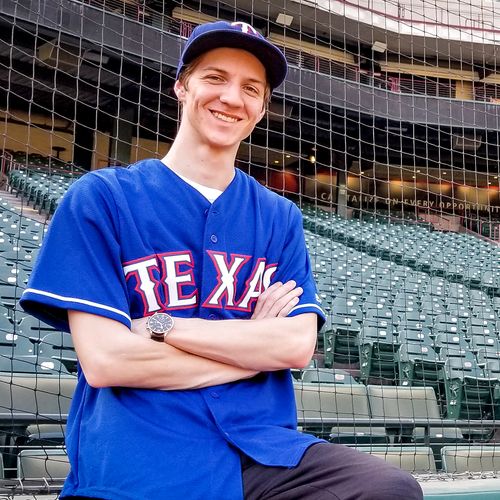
[174,80,187,101]
[258,104,267,122]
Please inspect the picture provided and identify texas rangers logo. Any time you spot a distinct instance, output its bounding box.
[231,22,260,36]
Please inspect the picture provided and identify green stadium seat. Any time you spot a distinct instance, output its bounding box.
[323,299,363,365]
[441,357,499,419]
[358,325,399,382]
[38,332,77,374]
[467,319,497,338]
[362,294,390,311]
[476,347,500,366]
[17,315,58,345]
[420,296,446,317]
[483,360,500,380]
[441,445,500,473]
[434,333,471,359]
[433,314,466,335]
[469,334,500,354]
[398,328,434,347]
[399,310,433,331]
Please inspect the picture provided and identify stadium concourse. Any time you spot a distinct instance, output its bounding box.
[1,0,500,498]
[1,164,500,498]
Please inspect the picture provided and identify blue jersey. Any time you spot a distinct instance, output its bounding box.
[20,159,325,500]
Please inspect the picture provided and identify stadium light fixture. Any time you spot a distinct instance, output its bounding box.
[276,13,293,26]
[372,41,387,53]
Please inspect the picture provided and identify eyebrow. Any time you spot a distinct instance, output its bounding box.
[201,66,266,87]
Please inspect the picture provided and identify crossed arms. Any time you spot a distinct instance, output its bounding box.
[68,280,317,391]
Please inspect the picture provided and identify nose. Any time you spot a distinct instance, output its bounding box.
[219,82,244,107]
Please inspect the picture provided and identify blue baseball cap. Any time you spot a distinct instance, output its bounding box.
[176,20,288,90]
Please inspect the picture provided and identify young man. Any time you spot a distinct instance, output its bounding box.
[21,21,423,499]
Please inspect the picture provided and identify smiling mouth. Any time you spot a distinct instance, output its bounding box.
[211,111,240,123]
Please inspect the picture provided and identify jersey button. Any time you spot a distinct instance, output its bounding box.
[208,314,217,320]
[210,392,219,399]
[210,234,218,243]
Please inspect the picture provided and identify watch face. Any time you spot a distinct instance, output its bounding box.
[148,313,174,335]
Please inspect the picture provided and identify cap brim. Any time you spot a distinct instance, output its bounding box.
[179,30,287,90]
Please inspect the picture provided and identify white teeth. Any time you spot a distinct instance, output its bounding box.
[212,111,238,123]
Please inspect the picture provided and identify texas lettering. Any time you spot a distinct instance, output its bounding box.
[123,250,277,314]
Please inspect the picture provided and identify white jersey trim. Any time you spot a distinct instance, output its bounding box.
[289,303,325,315]
[23,288,132,322]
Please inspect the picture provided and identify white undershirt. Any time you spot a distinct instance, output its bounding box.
[160,158,223,203]
[176,173,223,203]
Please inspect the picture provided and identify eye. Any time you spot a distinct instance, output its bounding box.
[243,85,260,96]
[205,74,224,83]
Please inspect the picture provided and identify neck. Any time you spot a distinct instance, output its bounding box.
[164,129,239,191]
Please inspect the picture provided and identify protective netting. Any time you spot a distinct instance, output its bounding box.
[1,0,500,497]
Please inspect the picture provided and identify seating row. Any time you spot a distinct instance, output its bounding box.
[2,445,499,479]
[294,382,500,435]
[302,206,500,292]
[8,167,81,215]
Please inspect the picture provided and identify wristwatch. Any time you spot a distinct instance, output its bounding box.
[146,312,175,342]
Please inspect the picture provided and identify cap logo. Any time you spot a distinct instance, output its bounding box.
[231,22,259,36]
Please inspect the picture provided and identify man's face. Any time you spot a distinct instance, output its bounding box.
[174,47,267,151]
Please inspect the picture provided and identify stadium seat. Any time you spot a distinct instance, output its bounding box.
[38,332,77,373]
[441,357,499,419]
[397,342,446,397]
[300,368,358,385]
[0,371,75,421]
[354,446,436,473]
[441,445,500,473]
[0,284,24,309]
[294,383,380,441]
[434,333,471,359]
[433,314,466,335]
[17,448,69,480]
[323,299,363,365]
[358,325,399,381]
[476,347,500,366]
[469,334,500,354]
[330,425,389,445]
[19,423,66,448]
[366,385,459,445]
[398,328,434,348]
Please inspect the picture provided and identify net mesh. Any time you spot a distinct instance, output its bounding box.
[1,0,500,496]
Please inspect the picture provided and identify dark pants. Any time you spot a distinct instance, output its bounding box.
[242,443,424,500]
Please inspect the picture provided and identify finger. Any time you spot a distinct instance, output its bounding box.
[254,286,302,320]
[278,296,300,317]
[257,280,297,317]
[268,286,303,317]
[252,281,283,318]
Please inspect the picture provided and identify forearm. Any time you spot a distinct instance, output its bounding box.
[166,314,317,371]
[69,311,257,390]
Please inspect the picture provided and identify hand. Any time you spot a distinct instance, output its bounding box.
[251,280,303,320]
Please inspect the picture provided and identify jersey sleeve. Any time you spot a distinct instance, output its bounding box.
[20,173,131,332]
[273,203,325,329]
